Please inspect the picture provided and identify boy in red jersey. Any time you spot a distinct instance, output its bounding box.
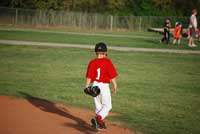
[85,42,118,130]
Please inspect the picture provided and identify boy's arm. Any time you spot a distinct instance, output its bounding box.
[111,78,117,94]
[85,78,91,88]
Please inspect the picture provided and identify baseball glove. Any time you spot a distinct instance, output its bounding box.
[84,86,100,97]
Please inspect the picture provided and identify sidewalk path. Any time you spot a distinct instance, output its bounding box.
[0,39,200,55]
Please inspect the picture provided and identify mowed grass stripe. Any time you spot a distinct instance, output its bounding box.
[0,29,199,50]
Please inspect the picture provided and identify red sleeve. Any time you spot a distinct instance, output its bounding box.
[108,60,118,79]
[86,61,94,79]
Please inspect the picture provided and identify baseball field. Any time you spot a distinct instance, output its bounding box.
[0,27,200,134]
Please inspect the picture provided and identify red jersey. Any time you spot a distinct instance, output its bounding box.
[86,57,118,83]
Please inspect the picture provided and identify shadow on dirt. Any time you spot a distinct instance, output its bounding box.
[18,91,96,134]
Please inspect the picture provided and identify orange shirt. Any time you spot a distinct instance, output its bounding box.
[173,25,182,39]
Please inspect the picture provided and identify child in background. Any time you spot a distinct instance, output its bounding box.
[173,22,182,46]
[160,17,171,44]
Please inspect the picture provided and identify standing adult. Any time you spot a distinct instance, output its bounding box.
[198,28,200,41]
[188,9,198,47]
[160,17,171,44]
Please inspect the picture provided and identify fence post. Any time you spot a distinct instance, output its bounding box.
[110,15,113,31]
[15,8,18,25]
[79,12,82,29]
[39,9,42,26]
[139,16,142,32]
[94,13,97,30]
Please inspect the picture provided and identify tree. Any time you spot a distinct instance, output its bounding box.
[35,0,64,10]
[0,0,199,16]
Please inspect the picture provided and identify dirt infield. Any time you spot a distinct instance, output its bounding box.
[0,96,137,134]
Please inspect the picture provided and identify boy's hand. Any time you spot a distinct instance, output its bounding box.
[111,78,117,94]
[112,87,117,94]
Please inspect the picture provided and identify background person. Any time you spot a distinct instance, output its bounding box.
[173,22,183,46]
[160,17,171,44]
[198,28,200,42]
[188,9,198,47]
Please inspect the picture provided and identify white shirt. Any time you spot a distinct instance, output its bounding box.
[189,14,197,28]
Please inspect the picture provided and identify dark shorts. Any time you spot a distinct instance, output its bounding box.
[190,28,196,38]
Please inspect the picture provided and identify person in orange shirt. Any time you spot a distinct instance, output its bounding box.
[173,22,182,46]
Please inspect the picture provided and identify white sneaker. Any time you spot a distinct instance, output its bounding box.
[192,44,197,47]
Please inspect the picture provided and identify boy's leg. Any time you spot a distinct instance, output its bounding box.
[92,84,102,129]
[94,95,102,114]
[92,82,111,130]
[166,31,170,44]
[92,95,103,129]
[188,28,192,46]
[189,28,196,47]
[177,39,180,46]
[93,82,112,119]
[192,38,195,45]
[96,86,111,130]
[173,39,176,45]
[188,37,192,46]
[161,29,167,42]
[97,85,112,119]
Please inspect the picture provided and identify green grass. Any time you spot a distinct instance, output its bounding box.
[0,44,200,134]
[0,29,200,50]
[0,26,158,36]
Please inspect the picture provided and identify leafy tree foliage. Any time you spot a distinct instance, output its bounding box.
[0,0,199,16]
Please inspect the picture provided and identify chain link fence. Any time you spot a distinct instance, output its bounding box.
[0,7,191,31]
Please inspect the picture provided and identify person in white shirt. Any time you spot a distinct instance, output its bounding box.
[188,9,198,47]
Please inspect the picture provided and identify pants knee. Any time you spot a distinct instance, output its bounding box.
[107,104,112,112]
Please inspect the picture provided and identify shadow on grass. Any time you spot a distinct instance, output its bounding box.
[18,91,96,134]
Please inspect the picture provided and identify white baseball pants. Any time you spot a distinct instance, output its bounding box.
[93,81,112,119]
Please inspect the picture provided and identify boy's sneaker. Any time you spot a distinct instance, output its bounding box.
[192,44,197,47]
[91,117,99,129]
[91,116,107,130]
[188,44,193,47]
[98,122,107,130]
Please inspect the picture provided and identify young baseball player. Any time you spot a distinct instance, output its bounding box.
[85,42,118,130]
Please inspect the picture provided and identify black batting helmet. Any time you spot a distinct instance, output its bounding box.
[95,42,107,52]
